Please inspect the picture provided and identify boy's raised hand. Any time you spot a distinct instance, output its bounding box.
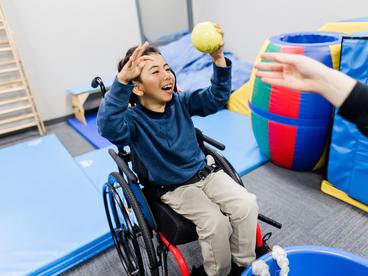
[117,42,153,84]
[210,24,226,67]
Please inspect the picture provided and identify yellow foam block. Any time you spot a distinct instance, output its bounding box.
[321,180,368,212]
[226,81,252,116]
[319,22,368,34]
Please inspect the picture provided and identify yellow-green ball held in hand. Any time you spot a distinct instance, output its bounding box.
[191,22,222,53]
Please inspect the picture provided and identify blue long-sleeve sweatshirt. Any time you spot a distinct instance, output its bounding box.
[97,59,232,187]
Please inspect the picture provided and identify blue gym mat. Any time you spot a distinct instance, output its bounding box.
[75,147,117,193]
[193,109,268,176]
[67,114,111,148]
[0,135,112,275]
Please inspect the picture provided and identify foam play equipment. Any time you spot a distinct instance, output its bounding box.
[319,17,368,34]
[75,147,117,192]
[243,246,368,275]
[191,22,222,53]
[250,32,341,170]
[0,135,112,275]
[228,18,368,117]
[321,32,368,212]
[68,113,112,148]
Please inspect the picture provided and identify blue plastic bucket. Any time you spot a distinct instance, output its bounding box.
[242,246,368,276]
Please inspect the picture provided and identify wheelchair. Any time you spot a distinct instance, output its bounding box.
[92,77,282,275]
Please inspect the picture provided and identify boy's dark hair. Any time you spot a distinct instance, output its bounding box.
[118,46,161,74]
[118,45,177,105]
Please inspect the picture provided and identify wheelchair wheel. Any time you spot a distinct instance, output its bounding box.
[204,146,244,186]
[103,172,159,276]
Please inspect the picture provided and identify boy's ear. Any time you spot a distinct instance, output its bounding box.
[132,81,144,96]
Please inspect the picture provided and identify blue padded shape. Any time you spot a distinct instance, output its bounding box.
[0,135,111,275]
[192,109,268,176]
[68,114,111,149]
[75,147,117,192]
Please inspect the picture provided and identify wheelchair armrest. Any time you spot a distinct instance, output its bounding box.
[195,128,225,151]
[108,148,138,183]
[202,133,225,151]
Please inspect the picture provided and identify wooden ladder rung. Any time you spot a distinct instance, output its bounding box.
[0,67,18,74]
[0,104,31,115]
[0,85,25,95]
[0,113,34,125]
[0,96,29,106]
[0,47,11,52]
[0,60,17,66]
[0,40,9,45]
[0,121,37,135]
[0,26,5,31]
[0,79,23,86]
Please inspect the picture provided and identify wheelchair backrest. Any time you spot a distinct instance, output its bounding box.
[117,128,206,188]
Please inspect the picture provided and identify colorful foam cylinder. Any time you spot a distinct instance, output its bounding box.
[250,32,341,170]
[325,33,368,207]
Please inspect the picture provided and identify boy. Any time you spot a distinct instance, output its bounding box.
[97,26,258,276]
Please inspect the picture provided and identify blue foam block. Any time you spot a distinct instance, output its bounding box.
[67,114,111,148]
[75,147,117,193]
[0,135,112,275]
[192,109,268,175]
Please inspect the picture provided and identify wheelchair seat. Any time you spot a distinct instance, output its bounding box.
[129,144,198,245]
[143,187,198,245]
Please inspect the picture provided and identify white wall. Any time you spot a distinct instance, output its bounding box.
[139,0,188,41]
[2,0,141,121]
[3,0,367,120]
[192,0,368,62]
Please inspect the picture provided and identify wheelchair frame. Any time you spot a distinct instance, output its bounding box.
[102,129,282,276]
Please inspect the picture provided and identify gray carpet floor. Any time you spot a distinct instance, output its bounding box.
[2,122,367,276]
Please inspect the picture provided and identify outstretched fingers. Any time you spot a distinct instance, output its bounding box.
[259,77,288,87]
[254,62,284,72]
[255,70,284,79]
[260,52,301,66]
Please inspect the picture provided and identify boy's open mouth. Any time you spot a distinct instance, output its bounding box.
[161,84,173,92]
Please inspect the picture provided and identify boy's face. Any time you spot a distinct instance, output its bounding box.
[133,53,175,110]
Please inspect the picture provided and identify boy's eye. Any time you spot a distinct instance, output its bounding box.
[165,68,171,72]
[152,71,159,74]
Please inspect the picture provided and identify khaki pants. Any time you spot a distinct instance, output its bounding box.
[160,169,258,276]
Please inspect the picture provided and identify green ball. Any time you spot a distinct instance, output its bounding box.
[191,22,222,53]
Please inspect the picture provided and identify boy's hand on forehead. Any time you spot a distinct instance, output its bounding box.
[117,42,154,85]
